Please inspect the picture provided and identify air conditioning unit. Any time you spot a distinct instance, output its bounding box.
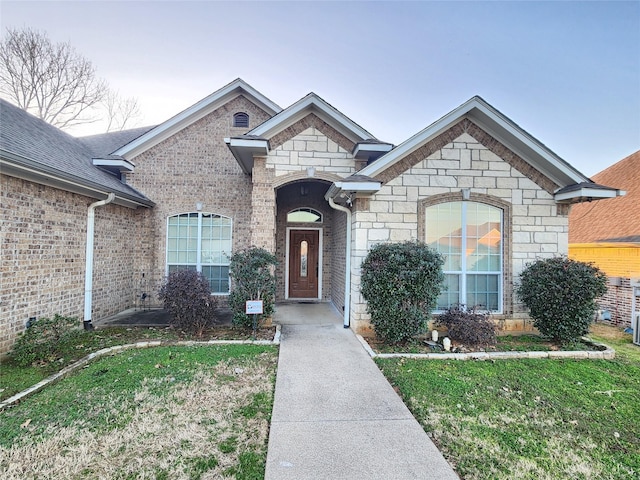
[634,312,640,346]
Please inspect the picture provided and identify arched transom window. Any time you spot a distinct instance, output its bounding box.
[425,201,503,312]
[287,207,323,223]
[166,212,232,294]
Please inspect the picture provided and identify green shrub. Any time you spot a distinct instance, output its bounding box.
[158,269,218,336]
[516,256,607,344]
[360,241,444,344]
[10,314,80,367]
[435,305,497,347]
[229,247,277,329]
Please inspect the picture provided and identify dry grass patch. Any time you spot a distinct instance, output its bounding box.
[1,345,277,479]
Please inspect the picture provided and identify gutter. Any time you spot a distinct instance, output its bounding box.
[327,197,352,329]
[83,193,115,330]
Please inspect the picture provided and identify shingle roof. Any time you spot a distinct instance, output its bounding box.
[0,99,153,206]
[569,150,640,243]
[80,126,156,158]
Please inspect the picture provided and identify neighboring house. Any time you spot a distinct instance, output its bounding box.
[1,78,623,354]
[569,150,640,329]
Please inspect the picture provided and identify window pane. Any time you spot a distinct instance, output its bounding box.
[202,266,230,293]
[300,241,308,277]
[436,274,460,310]
[466,274,499,311]
[288,208,322,223]
[425,202,463,270]
[466,202,502,273]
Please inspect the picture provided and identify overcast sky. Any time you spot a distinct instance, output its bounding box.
[2,0,639,176]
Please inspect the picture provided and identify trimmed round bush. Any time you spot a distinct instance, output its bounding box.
[360,241,444,344]
[229,247,277,329]
[516,256,607,344]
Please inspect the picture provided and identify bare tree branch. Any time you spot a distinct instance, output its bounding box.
[0,28,111,130]
[104,89,142,132]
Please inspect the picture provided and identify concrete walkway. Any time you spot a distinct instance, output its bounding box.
[265,303,459,480]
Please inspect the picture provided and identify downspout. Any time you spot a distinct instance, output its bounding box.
[83,193,115,330]
[328,197,351,329]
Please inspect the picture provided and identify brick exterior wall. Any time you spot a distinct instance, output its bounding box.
[0,175,149,355]
[125,96,272,302]
[349,126,568,334]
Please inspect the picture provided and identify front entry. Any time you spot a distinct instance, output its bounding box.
[288,229,320,298]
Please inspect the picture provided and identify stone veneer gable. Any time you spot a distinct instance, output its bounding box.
[374,119,559,195]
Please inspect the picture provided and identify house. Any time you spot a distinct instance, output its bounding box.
[0,78,623,355]
[569,150,640,329]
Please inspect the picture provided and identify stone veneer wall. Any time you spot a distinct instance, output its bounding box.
[349,129,569,333]
[265,123,357,307]
[125,96,272,301]
[0,175,148,355]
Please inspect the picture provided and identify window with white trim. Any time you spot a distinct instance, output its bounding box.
[166,212,232,294]
[425,201,503,311]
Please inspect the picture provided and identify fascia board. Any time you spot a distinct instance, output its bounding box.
[224,137,269,174]
[1,157,152,208]
[92,158,135,172]
[225,138,269,150]
[466,103,588,186]
[250,95,373,142]
[353,143,393,158]
[114,80,281,159]
[554,187,620,203]
[570,242,640,248]
[333,181,381,193]
[360,97,589,187]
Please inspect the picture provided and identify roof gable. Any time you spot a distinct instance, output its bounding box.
[226,93,392,174]
[569,150,640,243]
[114,78,281,159]
[247,93,377,144]
[360,96,591,189]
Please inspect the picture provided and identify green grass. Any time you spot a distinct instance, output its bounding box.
[0,325,273,401]
[377,324,640,479]
[0,344,278,479]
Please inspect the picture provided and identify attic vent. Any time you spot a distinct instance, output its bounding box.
[233,112,249,128]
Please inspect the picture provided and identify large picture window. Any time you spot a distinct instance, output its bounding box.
[425,201,502,311]
[166,212,232,294]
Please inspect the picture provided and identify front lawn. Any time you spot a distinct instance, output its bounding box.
[0,344,277,479]
[377,324,640,479]
[0,325,275,401]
